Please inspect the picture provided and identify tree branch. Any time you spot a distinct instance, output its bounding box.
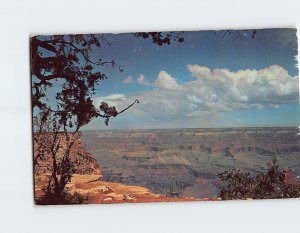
[117,99,139,115]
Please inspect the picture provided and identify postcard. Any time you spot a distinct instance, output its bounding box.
[32,28,300,205]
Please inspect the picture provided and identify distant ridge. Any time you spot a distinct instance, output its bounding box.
[82,126,299,132]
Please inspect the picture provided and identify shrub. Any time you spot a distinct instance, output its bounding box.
[219,158,300,200]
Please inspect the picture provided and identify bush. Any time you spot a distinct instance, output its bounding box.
[219,158,300,200]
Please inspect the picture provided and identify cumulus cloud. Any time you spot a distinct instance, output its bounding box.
[154,71,181,91]
[123,74,151,86]
[94,65,299,128]
[137,74,151,86]
[186,64,299,109]
[123,71,181,90]
[187,65,211,78]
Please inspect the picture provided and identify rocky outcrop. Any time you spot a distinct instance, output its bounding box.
[65,174,197,204]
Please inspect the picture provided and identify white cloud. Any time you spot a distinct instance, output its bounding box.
[123,71,181,91]
[93,65,299,128]
[137,74,151,86]
[186,64,299,109]
[123,74,151,86]
[123,76,133,84]
[187,64,211,78]
[154,71,180,91]
[93,94,126,108]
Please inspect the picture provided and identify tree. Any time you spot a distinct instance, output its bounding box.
[218,158,300,200]
[31,32,184,203]
[33,112,80,200]
[31,32,184,126]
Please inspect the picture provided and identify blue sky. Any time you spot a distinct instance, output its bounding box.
[44,29,300,130]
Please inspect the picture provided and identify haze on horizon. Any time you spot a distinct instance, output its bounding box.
[43,29,299,130]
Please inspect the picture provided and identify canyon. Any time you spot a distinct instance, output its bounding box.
[81,127,300,199]
[34,132,193,204]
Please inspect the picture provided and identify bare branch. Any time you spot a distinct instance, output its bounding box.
[117,99,139,115]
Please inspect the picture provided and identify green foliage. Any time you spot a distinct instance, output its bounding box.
[219,158,300,200]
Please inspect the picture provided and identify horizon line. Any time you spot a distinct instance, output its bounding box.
[81,125,300,132]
